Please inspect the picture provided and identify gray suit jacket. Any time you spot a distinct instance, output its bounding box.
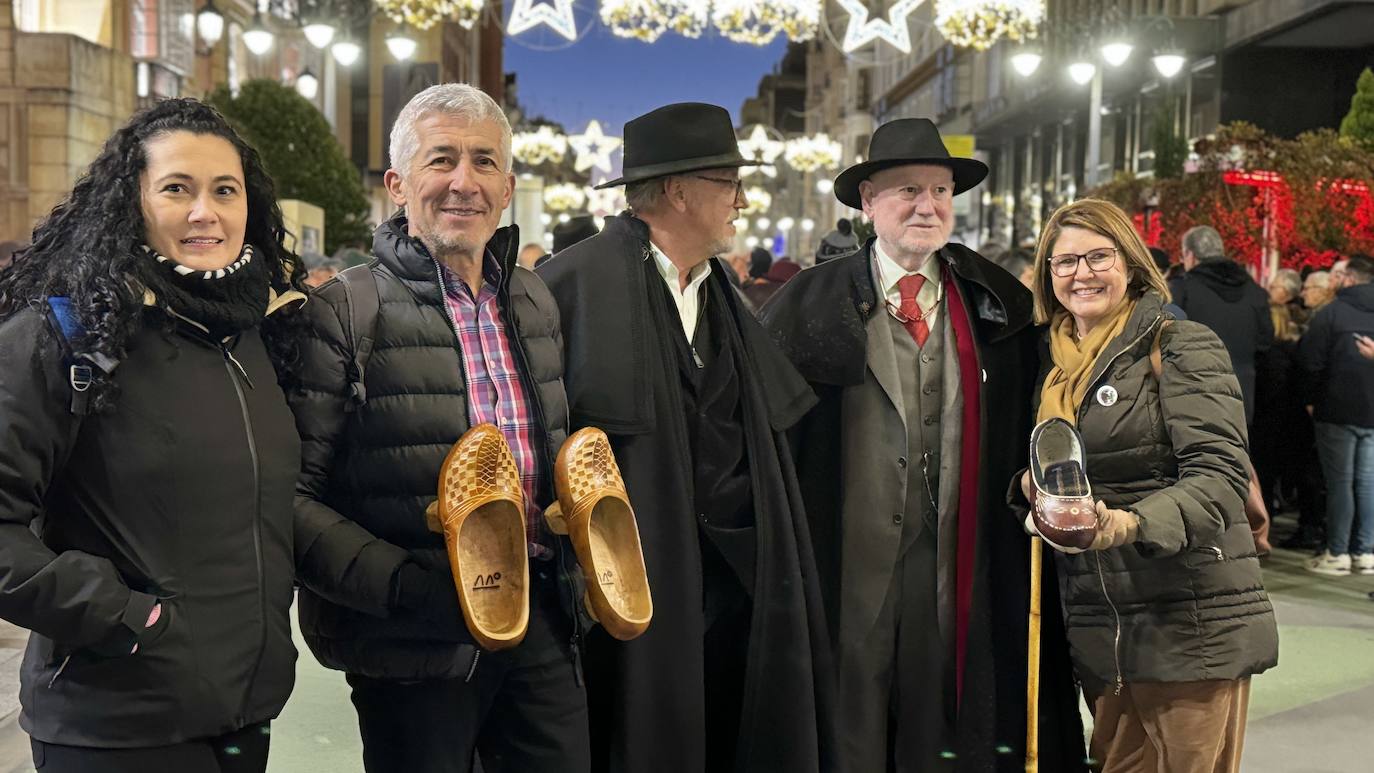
[836,264,964,652]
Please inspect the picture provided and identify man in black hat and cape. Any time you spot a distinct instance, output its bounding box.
[761,119,1085,772]
[537,103,834,773]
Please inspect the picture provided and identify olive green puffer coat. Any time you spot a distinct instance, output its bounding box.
[1029,291,1278,696]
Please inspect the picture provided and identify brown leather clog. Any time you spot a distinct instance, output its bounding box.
[1030,417,1098,553]
[545,428,652,641]
[434,424,529,651]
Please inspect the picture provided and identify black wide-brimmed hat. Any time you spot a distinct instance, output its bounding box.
[596,102,758,189]
[833,118,988,209]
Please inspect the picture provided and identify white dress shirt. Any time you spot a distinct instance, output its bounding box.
[650,240,713,342]
[872,240,942,326]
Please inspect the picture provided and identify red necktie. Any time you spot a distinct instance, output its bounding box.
[897,274,929,347]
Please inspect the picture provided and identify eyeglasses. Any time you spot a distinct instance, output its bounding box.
[691,175,745,201]
[1048,247,1119,277]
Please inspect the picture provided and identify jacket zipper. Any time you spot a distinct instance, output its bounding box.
[1077,314,1162,697]
[1093,552,1125,696]
[224,343,268,724]
[430,242,584,680]
[490,245,586,683]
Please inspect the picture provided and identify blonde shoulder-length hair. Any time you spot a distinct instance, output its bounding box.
[1029,198,1171,325]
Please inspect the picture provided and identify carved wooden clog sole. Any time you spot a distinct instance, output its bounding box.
[546,428,652,641]
[436,424,529,651]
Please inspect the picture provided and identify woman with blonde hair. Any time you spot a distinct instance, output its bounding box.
[1013,198,1277,772]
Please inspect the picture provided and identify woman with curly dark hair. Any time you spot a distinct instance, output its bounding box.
[0,98,306,773]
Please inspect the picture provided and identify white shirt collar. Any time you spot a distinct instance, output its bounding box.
[650,241,712,291]
[872,240,942,301]
[649,240,712,341]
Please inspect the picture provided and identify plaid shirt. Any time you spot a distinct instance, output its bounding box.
[442,256,550,558]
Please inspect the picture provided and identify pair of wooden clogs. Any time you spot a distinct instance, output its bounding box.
[425,425,653,651]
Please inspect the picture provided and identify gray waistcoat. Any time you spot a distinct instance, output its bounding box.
[885,309,944,550]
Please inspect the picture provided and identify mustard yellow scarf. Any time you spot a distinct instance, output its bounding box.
[1037,298,1138,425]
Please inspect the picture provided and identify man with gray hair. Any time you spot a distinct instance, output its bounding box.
[288,83,589,773]
[1171,225,1274,423]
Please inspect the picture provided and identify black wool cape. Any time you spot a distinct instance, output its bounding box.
[760,241,1087,773]
[538,213,836,773]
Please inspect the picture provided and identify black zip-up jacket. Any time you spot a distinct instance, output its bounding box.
[1299,282,1374,427]
[0,304,300,748]
[1169,259,1273,423]
[289,214,580,680]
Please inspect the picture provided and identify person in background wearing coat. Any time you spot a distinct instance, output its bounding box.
[1299,254,1374,577]
[1170,225,1273,424]
[815,217,859,263]
[1015,199,1277,773]
[1170,225,1274,552]
[538,102,834,773]
[763,118,1084,772]
[288,84,588,773]
[0,99,306,773]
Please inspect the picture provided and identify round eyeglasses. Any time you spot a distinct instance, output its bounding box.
[1048,248,1119,277]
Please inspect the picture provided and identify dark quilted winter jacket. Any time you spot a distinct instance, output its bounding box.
[289,213,573,680]
[1024,292,1278,695]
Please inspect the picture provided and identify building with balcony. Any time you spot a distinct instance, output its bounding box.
[859,0,1374,250]
[0,0,505,243]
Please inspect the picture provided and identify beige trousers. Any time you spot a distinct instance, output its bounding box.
[1089,679,1251,773]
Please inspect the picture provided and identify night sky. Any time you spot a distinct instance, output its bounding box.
[504,13,790,178]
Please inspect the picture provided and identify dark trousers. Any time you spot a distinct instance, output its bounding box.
[839,526,952,773]
[347,569,589,773]
[31,723,270,773]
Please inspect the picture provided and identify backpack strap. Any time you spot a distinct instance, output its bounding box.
[335,263,380,411]
[45,297,119,417]
[1149,320,1171,380]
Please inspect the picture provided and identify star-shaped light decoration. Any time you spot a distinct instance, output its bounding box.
[567,120,622,174]
[584,184,626,216]
[507,0,578,40]
[837,0,926,54]
[737,124,784,178]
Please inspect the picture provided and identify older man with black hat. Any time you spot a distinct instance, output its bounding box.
[761,119,1085,772]
[537,103,834,773]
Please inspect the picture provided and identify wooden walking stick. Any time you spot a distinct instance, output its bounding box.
[1025,534,1043,773]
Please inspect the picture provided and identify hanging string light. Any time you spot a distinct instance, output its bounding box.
[374,0,485,30]
[934,0,1043,51]
[712,0,820,46]
[543,182,587,211]
[512,126,568,166]
[784,133,842,173]
[742,186,772,215]
[599,0,709,42]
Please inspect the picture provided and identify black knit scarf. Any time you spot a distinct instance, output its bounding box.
[133,243,270,339]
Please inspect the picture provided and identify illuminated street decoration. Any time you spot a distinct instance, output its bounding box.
[375,0,485,30]
[837,0,924,55]
[507,0,579,40]
[933,0,1042,50]
[738,124,784,177]
[513,126,568,166]
[568,120,622,174]
[599,0,710,41]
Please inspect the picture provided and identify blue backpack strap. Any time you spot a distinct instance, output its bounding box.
[45,297,103,416]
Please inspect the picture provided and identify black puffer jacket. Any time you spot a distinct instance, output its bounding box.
[1169,259,1273,423]
[1298,282,1374,428]
[0,305,299,747]
[289,214,576,680]
[1026,292,1278,695]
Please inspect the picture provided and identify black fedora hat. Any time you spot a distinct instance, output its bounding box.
[833,118,988,209]
[596,102,758,189]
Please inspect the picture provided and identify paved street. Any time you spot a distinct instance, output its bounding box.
[0,515,1371,772]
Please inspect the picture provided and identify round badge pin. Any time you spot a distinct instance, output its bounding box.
[1096,385,1119,407]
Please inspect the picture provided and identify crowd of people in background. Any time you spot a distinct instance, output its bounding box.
[0,86,1369,773]
[986,236,1374,585]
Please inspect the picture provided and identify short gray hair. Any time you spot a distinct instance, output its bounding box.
[389,83,512,176]
[1271,268,1302,298]
[1182,225,1226,262]
[1304,271,1331,289]
[625,177,666,213]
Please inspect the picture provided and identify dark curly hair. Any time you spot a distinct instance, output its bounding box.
[0,98,306,409]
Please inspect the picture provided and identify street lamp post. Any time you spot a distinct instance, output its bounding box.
[1086,68,1102,189]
